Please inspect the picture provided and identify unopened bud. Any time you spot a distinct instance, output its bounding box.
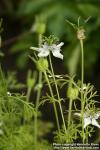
[37,58,48,72]
[67,87,79,100]
[77,29,86,40]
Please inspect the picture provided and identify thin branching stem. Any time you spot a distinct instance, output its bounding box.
[26,87,31,101]
[44,71,60,133]
[68,98,73,128]
[49,55,67,134]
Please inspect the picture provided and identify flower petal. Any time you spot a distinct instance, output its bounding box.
[74,113,81,117]
[42,42,49,49]
[30,46,39,51]
[84,117,91,128]
[52,50,63,59]
[38,49,49,57]
[94,113,100,119]
[92,119,100,128]
[57,42,64,48]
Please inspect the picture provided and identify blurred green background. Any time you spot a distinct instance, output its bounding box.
[0,0,100,89]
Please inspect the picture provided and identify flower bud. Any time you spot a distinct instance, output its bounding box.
[37,23,46,34]
[77,29,86,40]
[37,58,48,72]
[30,14,46,34]
[67,87,79,100]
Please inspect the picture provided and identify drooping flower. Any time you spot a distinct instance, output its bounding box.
[75,111,100,128]
[30,42,64,59]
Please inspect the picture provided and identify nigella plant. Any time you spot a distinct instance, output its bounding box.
[29,17,100,147]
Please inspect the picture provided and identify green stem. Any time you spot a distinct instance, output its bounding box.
[38,34,42,46]
[34,71,42,150]
[68,98,73,128]
[86,128,89,144]
[34,33,42,149]
[49,55,67,134]
[80,39,84,89]
[80,39,85,143]
[44,71,60,132]
[67,97,73,143]
[26,87,31,101]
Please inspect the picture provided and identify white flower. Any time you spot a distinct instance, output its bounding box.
[74,112,100,128]
[30,42,64,59]
[30,42,49,57]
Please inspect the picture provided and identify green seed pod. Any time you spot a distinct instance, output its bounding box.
[31,14,46,34]
[38,23,46,34]
[67,86,79,100]
[31,21,46,34]
[37,58,48,72]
